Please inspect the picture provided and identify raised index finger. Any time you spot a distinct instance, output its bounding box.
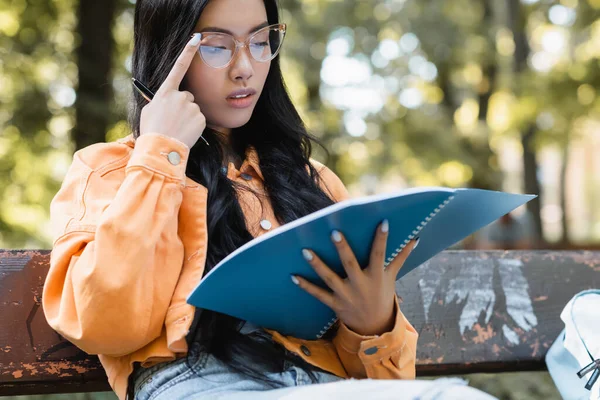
[157,33,201,95]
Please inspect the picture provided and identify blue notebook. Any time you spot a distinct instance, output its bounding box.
[187,187,536,340]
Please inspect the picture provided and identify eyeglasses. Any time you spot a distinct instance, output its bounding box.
[192,23,287,69]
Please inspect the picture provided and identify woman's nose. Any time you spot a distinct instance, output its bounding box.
[229,45,254,80]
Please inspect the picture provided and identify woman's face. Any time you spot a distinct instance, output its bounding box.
[185,0,271,133]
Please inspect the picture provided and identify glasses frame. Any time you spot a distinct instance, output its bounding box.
[191,23,287,69]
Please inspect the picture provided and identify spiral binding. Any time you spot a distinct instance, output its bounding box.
[315,194,456,339]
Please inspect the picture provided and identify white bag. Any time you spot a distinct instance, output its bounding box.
[546,289,600,400]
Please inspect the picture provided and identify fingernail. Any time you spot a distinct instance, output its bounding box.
[381,219,389,233]
[189,33,201,46]
[302,249,313,261]
[331,230,342,243]
[291,275,300,285]
[413,237,420,250]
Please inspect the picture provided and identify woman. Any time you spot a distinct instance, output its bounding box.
[42,0,496,399]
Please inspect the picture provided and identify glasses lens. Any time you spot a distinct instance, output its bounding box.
[249,26,285,62]
[199,34,235,68]
[198,26,286,68]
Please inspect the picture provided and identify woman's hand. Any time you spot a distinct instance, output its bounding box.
[140,34,206,149]
[292,220,419,336]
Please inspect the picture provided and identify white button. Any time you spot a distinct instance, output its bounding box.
[260,219,272,230]
[167,151,181,165]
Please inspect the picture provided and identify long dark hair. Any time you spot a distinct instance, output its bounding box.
[129,0,339,386]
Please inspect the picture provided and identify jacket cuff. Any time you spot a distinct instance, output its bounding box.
[333,296,407,363]
[127,133,190,183]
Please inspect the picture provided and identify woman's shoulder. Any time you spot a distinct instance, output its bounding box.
[71,134,136,173]
[309,158,350,202]
[308,158,339,175]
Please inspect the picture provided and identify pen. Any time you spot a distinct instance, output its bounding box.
[131,77,154,102]
[131,77,209,146]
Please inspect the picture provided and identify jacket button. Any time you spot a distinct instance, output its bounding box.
[300,345,311,356]
[364,346,378,355]
[167,151,181,165]
[260,219,272,230]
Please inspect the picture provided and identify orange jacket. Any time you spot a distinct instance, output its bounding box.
[42,133,418,400]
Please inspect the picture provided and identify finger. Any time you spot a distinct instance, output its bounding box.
[367,219,389,276]
[386,237,419,278]
[292,275,336,310]
[302,249,346,294]
[330,230,362,281]
[182,90,195,103]
[157,34,201,95]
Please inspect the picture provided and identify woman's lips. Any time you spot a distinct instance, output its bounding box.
[226,94,255,109]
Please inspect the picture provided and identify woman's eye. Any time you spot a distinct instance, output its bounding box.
[203,46,226,53]
[252,42,269,47]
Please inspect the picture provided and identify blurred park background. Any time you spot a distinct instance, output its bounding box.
[2,0,600,398]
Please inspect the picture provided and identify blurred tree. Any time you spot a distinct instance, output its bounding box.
[507,0,544,240]
[0,0,73,248]
[73,0,118,150]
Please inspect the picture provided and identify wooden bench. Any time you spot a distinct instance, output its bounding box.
[1,249,599,396]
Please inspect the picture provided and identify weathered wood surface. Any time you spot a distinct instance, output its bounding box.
[1,249,599,395]
[398,251,600,375]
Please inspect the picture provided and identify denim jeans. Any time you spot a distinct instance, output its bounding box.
[130,341,341,400]
[130,342,497,400]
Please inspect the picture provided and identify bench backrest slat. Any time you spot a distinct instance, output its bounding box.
[1,250,599,395]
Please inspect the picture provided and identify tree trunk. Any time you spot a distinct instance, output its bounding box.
[522,126,543,244]
[508,0,544,243]
[559,143,570,243]
[73,0,118,151]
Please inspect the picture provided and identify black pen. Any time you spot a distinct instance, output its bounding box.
[131,77,209,146]
[131,77,154,102]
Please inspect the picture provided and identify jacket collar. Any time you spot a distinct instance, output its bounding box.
[240,145,263,180]
[118,134,264,181]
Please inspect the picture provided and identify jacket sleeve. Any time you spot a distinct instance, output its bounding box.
[332,296,418,379]
[42,133,202,357]
[313,160,419,380]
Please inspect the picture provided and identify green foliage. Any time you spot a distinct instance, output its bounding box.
[2,0,599,246]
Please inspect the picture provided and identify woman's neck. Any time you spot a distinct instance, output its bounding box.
[223,150,243,170]
[208,125,243,170]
